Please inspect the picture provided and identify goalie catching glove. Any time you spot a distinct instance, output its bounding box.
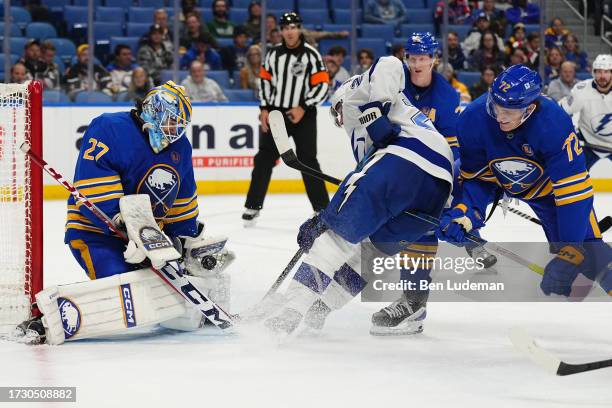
[177,221,235,277]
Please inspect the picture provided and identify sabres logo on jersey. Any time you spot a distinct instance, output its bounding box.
[592,113,612,137]
[137,164,180,219]
[490,157,543,194]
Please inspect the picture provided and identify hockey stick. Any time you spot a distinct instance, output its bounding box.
[507,207,612,234]
[509,327,612,376]
[20,143,233,330]
[580,141,612,154]
[268,110,545,275]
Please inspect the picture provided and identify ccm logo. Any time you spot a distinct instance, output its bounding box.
[147,242,171,249]
[120,284,137,328]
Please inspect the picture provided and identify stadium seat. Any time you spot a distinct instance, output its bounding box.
[139,0,165,7]
[3,37,29,54]
[42,0,67,10]
[456,71,480,88]
[318,38,350,56]
[72,0,102,6]
[322,24,352,34]
[406,8,433,24]
[232,0,251,7]
[267,0,294,9]
[94,22,124,39]
[426,0,437,9]
[128,7,155,23]
[356,38,387,58]
[159,69,189,83]
[523,24,539,34]
[300,9,330,24]
[74,91,113,103]
[401,23,435,36]
[9,7,32,28]
[0,22,22,37]
[96,7,126,25]
[0,54,20,71]
[576,72,592,80]
[114,91,130,102]
[197,7,213,22]
[43,90,70,103]
[232,70,241,86]
[448,24,471,40]
[105,0,128,7]
[53,55,65,72]
[109,36,140,56]
[63,6,88,31]
[361,24,394,39]
[207,70,231,89]
[126,22,151,37]
[216,38,234,48]
[224,89,257,102]
[334,9,362,24]
[25,22,57,40]
[230,8,248,24]
[48,38,77,61]
[333,0,353,9]
[299,0,328,10]
[198,0,214,7]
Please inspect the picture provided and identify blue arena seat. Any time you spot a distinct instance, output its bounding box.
[63,6,88,31]
[456,71,480,87]
[94,22,124,39]
[318,38,350,56]
[96,7,126,25]
[10,6,32,28]
[232,0,251,7]
[43,90,70,103]
[224,89,257,102]
[361,23,395,39]
[53,55,65,72]
[48,38,77,61]
[3,37,29,54]
[447,24,471,40]
[300,9,330,24]
[105,0,129,7]
[207,70,231,89]
[322,24,352,33]
[128,7,155,23]
[230,8,248,24]
[401,23,435,36]
[0,22,22,37]
[356,38,387,57]
[523,24,539,34]
[216,38,234,48]
[72,0,102,6]
[126,22,151,37]
[138,0,165,7]
[74,91,113,103]
[576,72,592,80]
[334,9,362,24]
[299,0,328,10]
[160,69,189,83]
[25,22,57,40]
[267,0,294,9]
[109,36,140,56]
[42,0,67,10]
[406,8,433,24]
[333,0,353,9]
[0,54,20,70]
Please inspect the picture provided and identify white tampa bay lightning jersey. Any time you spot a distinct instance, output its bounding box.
[338,56,454,185]
[560,79,612,153]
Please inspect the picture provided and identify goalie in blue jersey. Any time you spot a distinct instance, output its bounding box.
[436,65,612,299]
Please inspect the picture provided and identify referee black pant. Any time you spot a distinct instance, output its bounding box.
[245,108,330,211]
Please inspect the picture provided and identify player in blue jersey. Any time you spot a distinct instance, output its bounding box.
[436,65,612,299]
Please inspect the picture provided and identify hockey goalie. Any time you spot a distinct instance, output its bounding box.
[14,82,234,345]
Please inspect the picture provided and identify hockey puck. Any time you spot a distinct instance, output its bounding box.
[201,255,217,270]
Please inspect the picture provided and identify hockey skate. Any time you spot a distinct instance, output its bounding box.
[466,244,497,269]
[242,209,260,227]
[370,291,428,336]
[12,316,46,344]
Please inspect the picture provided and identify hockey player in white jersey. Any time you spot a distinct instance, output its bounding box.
[559,54,612,169]
[264,56,454,336]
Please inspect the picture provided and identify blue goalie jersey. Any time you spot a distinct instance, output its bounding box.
[64,111,199,244]
[456,94,602,243]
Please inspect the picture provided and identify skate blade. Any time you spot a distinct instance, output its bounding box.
[369,323,423,336]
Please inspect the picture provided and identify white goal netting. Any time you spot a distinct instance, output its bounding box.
[0,83,35,333]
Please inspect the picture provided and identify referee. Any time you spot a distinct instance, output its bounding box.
[242,12,330,225]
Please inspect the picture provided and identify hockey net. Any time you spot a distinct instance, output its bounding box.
[0,81,43,334]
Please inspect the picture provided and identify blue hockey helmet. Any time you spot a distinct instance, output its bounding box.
[487,64,541,115]
[140,81,192,153]
[404,32,439,56]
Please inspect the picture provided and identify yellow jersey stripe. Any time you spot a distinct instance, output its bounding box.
[66,222,104,234]
[524,178,551,200]
[590,211,602,238]
[164,207,199,223]
[174,194,197,205]
[78,182,124,197]
[554,190,594,206]
[167,199,198,216]
[67,213,94,224]
[74,175,121,188]
[552,171,588,187]
[553,179,592,197]
[76,192,123,208]
[69,239,97,280]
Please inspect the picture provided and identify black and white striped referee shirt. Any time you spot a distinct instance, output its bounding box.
[259,40,330,110]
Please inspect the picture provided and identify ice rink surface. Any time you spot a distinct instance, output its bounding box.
[2,193,611,408]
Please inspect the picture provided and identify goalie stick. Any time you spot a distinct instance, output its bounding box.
[509,327,612,376]
[268,110,545,275]
[20,143,233,331]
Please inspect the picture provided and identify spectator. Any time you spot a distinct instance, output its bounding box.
[137,24,173,85]
[239,44,261,90]
[508,46,528,66]
[244,1,262,40]
[207,0,235,38]
[364,0,408,27]
[122,67,154,102]
[505,22,527,54]
[265,13,277,44]
[462,12,505,56]
[469,65,496,99]
[547,60,577,101]
[220,26,250,75]
[544,46,564,83]
[325,54,349,95]
[505,0,540,25]
[181,60,228,102]
[544,17,570,49]
[267,28,282,47]
[353,48,374,75]
[180,12,217,51]
[303,28,349,48]
[562,34,588,72]
[327,46,350,82]
[525,32,540,68]
[180,36,223,70]
[434,0,471,33]
[180,0,198,22]
[471,0,506,38]
[64,44,112,98]
[447,31,466,70]
[107,45,138,95]
[40,40,61,90]
[391,43,405,61]
[437,62,471,102]
[469,30,506,71]
[138,9,174,52]
[10,62,27,84]
[19,39,47,82]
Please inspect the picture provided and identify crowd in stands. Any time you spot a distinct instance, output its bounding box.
[2,0,598,104]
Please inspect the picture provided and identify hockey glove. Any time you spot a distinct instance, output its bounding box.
[297,213,328,252]
[435,206,485,246]
[541,245,586,297]
[180,222,235,277]
[358,101,400,149]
